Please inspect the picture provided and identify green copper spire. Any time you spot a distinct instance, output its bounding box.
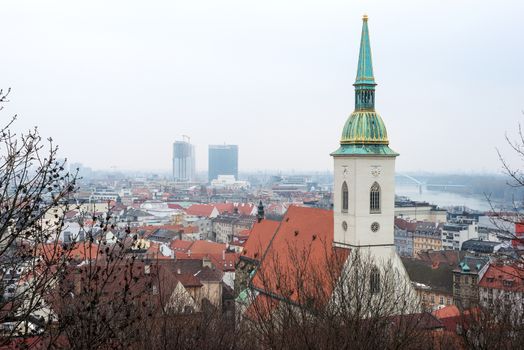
[355,15,376,86]
[354,15,376,111]
[331,15,398,158]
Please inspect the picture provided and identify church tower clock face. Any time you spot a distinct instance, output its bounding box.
[331,15,398,251]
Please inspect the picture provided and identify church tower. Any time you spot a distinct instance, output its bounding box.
[332,15,399,263]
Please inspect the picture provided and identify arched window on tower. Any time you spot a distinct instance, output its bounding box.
[370,266,380,294]
[370,182,381,213]
[342,182,348,213]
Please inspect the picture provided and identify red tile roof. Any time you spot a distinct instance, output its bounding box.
[432,305,480,333]
[186,204,217,217]
[213,203,235,214]
[252,206,349,305]
[137,224,184,239]
[170,240,193,252]
[241,220,279,261]
[395,217,417,232]
[169,240,237,272]
[181,226,199,234]
[176,273,203,288]
[147,242,173,260]
[433,305,460,319]
[479,263,524,292]
[39,242,100,263]
[236,203,256,216]
[187,240,226,255]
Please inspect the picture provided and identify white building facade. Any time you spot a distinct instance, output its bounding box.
[441,221,478,250]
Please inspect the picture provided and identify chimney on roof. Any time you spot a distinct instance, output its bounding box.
[222,250,225,261]
[188,249,191,257]
[177,268,181,275]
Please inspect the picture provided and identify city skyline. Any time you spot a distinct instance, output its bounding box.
[1,0,523,173]
[1,6,523,345]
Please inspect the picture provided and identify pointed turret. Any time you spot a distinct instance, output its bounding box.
[257,200,265,223]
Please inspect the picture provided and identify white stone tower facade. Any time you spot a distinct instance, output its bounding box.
[331,16,403,267]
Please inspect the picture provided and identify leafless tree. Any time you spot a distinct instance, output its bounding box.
[240,240,440,350]
[130,261,242,350]
[456,300,524,350]
[0,88,79,346]
[456,113,524,349]
[45,217,146,350]
[487,112,524,240]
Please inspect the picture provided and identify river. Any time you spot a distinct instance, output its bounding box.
[395,184,496,212]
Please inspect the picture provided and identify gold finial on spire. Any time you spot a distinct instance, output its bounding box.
[363,14,368,21]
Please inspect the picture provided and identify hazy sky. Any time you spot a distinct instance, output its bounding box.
[1,0,523,173]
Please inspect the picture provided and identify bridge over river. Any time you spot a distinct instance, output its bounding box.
[395,174,467,194]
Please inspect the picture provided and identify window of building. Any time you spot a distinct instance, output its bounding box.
[342,181,348,213]
[439,296,444,305]
[370,267,380,294]
[370,182,381,213]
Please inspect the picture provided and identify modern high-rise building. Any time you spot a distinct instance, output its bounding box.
[208,145,238,182]
[173,138,195,182]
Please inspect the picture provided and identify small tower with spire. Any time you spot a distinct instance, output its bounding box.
[331,15,401,266]
[257,200,265,223]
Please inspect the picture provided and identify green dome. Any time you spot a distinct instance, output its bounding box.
[341,110,389,145]
[331,16,398,157]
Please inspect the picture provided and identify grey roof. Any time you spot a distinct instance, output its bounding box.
[150,229,177,239]
[125,208,152,217]
[157,260,223,282]
[461,239,500,254]
[442,224,468,232]
[401,257,454,295]
[454,255,489,274]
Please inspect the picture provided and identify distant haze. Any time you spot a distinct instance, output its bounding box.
[1,0,523,173]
